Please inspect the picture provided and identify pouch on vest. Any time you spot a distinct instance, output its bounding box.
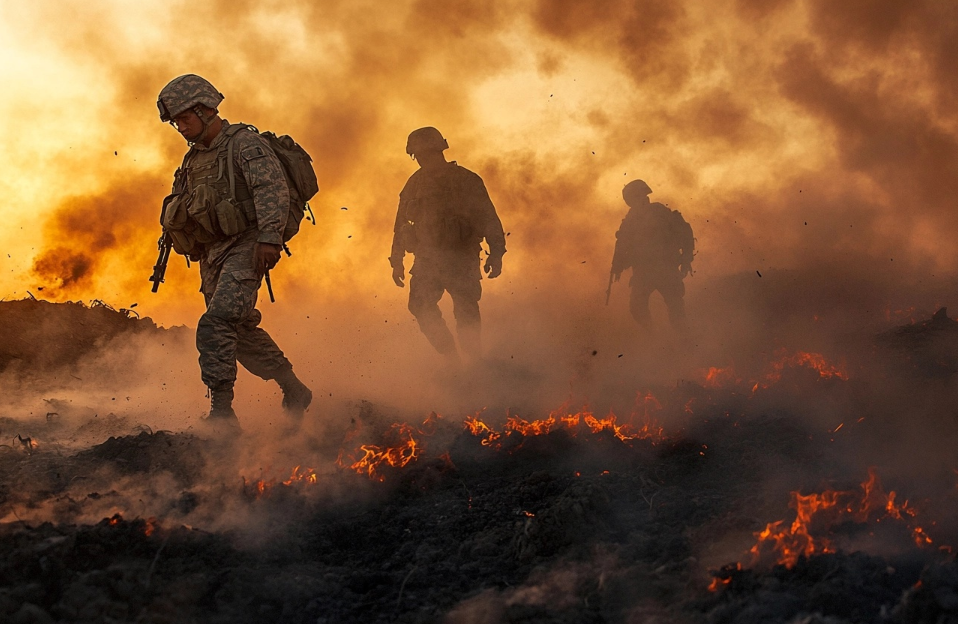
[188,185,220,238]
[168,229,196,256]
[214,198,249,236]
[161,193,189,231]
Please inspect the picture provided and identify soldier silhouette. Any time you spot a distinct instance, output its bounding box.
[610,180,694,329]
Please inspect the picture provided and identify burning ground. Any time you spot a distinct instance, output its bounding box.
[0,299,957,623]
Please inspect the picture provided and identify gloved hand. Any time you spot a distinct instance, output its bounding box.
[392,264,405,287]
[483,254,503,279]
[253,243,283,277]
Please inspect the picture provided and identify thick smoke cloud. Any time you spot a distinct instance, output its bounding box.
[3,0,957,422]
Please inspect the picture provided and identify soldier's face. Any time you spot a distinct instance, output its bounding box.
[170,110,204,142]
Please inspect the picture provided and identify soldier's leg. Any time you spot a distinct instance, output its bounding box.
[196,255,260,423]
[236,308,290,379]
[408,269,457,355]
[658,275,687,330]
[236,310,312,417]
[628,274,655,327]
[448,276,482,358]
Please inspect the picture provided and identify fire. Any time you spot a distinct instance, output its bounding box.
[336,396,666,482]
[707,563,741,592]
[747,468,928,569]
[463,395,664,449]
[703,365,738,388]
[699,350,847,393]
[243,465,319,498]
[757,349,848,389]
[338,422,421,482]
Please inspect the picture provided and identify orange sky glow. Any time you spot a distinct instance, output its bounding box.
[1,0,956,334]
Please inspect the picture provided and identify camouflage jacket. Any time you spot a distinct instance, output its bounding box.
[389,162,505,266]
[612,202,693,274]
[174,120,289,265]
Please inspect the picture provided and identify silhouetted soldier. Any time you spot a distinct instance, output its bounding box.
[611,180,694,329]
[389,127,506,361]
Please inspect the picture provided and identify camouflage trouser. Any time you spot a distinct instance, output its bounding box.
[197,238,291,389]
[629,268,686,329]
[408,258,482,356]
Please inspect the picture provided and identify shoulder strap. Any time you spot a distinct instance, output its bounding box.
[222,124,258,203]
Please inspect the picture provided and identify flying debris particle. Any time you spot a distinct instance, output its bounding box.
[804,222,807,225]
[618,354,623,358]
[114,151,117,156]
[506,232,511,237]
[592,151,595,155]
[756,271,762,277]
[130,303,137,308]
[348,235,352,238]
[592,350,598,356]
[581,261,586,264]
[341,207,348,210]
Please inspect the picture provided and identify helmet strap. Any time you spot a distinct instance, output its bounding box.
[193,105,217,144]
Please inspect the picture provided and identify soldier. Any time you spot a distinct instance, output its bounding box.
[611,180,694,329]
[389,127,506,362]
[156,74,311,431]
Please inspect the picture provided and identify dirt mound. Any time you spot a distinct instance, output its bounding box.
[876,307,958,378]
[0,299,183,378]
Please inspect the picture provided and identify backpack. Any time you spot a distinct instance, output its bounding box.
[225,124,319,244]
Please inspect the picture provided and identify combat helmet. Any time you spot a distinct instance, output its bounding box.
[157,74,224,122]
[622,179,653,206]
[406,127,449,156]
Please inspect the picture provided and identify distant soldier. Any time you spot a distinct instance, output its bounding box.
[610,180,694,329]
[389,127,506,361]
[155,74,312,431]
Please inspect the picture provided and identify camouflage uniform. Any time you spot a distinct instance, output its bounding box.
[178,122,294,390]
[390,162,505,356]
[612,197,694,328]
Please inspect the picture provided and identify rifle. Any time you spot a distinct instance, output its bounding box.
[605,269,614,306]
[150,232,173,293]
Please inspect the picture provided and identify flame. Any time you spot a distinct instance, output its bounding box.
[747,468,929,569]
[464,396,664,449]
[703,365,738,388]
[244,465,319,498]
[339,422,421,482]
[757,349,848,390]
[699,350,846,392]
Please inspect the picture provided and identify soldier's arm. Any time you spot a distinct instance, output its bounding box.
[389,190,411,269]
[610,214,636,275]
[236,132,289,245]
[472,178,506,258]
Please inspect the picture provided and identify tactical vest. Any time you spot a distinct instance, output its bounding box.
[161,124,258,256]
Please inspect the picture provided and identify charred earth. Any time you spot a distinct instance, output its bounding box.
[0,300,956,623]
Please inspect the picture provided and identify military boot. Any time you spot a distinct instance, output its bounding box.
[274,367,313,420]
[203,385,242,434]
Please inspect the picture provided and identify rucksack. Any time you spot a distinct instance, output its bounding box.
[225,124,319,244]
